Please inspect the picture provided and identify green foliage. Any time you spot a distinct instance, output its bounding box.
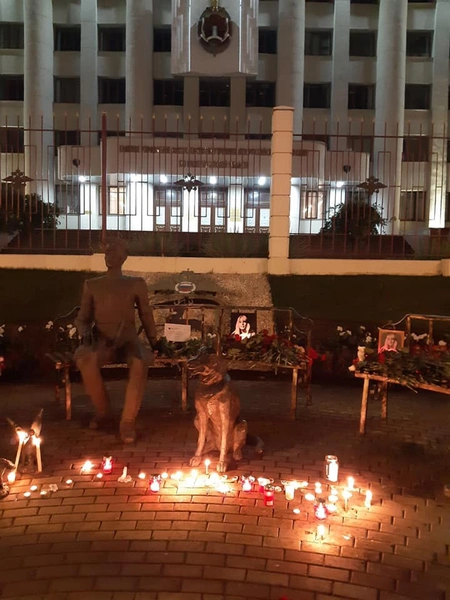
[321,199,387,239]
[0,193,60,234]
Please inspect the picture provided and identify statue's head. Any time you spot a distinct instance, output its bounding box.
[103,238,128,269]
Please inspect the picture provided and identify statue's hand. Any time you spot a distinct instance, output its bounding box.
[216,461,227,474]
[189,456,202,467]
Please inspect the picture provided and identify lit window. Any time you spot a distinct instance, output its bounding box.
[301,190,324,220]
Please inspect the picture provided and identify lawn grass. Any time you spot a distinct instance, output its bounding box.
[0,269,101,323]
[1,269,450,331]
[269,275,450,328]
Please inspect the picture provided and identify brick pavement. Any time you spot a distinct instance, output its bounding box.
[0,375,449,600]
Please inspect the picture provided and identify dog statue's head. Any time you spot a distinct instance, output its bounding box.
[188,351,228,386]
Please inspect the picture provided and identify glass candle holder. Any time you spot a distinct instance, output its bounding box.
[264,484,275,507]
[241,474,254,492]
[325,455,339,482]
[284,482,295,501]
[101,456,113,474]
[258,477,273,493]
[149,474,161,493]
[314,498,329,520]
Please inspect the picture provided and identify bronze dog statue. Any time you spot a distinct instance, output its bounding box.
[188,352,262,473]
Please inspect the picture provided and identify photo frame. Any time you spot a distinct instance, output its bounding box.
[377,329,405,353]
[230,311,257,340]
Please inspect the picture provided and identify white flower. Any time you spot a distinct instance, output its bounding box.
[346,330,352,336]
[17,326,24,332]
[336,326,343,332]
[45,321,54,330]
[365,335,373,343]
[438,340,447,346]
[59,327,64,332]
[0,324,5,337]
[348,365,356,372]
[411,333,419,341]
[340,331,346,337]
[359,326,366,331]
[68,327,77,339]
[66,323,73,329]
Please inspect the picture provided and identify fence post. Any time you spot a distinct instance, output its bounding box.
[268,106,294,275]
[100,113,107,244]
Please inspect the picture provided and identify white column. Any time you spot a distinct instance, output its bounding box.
[228,184,244,233]
[126,0,154,133]
[276,0,305,134]
[23,0,54,199]
[80,0,98,146]
[428,0,450,228]
[330,0,350,151]
[268,106,294,274]
[374,0,407,234]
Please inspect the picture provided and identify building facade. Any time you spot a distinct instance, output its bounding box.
[0,0,448,245]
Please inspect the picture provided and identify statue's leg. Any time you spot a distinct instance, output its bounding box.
[120,342,149,443]
[74,345,110,426]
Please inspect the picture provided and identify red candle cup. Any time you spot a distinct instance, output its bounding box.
[101,456,113,474]
[264,484,275,506]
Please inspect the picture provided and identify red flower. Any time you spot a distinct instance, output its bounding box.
[377,352,386,363]
[308,347,319,360]
[234,335,241,342]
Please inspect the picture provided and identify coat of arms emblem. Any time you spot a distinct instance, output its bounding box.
[197,0,232,56]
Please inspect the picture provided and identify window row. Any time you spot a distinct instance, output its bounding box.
[53,183,437,225]
[0,76,438,110]
[0,23,436,59]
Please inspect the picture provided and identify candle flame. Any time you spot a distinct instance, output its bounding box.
[7,470,16,483]
[17,430,28,443]
[347,476,355,491]
[32,436,41,447]
[138,472,146,480]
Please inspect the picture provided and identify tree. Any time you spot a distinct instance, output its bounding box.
[320,197,387,240]
[0,192,60,234]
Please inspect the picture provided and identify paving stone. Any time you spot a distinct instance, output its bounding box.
[1,379,449,600]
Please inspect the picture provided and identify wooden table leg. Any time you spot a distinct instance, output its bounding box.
[290,368,299,420]
[359,375,370,434]
[181,362,188,413]
[380,381,388,420]
[64,364,72,421]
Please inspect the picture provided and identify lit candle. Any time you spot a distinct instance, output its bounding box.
[161,472,169,480]
[316,524,326,541]
[14,430,28,470]
[81,460,93,473]
[7,470,16,484]
[304,492,315,502]
[138,472,146,480]
[347,477,355,491]
[325,455,339,483]
[314,483,323,495]
[65,479,73,485]
[364,490,372,509]
[204,459,210,476]
[40,490,48,496]
[263,485,275,507]
[24,491,31,498]
[285,483,295,501]
[342,489,352,511]
[293,508,301,514]
[96,473,103,479]
[314,499,329,520]
[101,456,113,474]
[171,471,183,481]
[149,475,161,493]
[33,436,42,473]
[241,474,254,492]
[328,494,339,504]
[30,485,38,491]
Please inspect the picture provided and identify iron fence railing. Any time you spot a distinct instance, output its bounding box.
[0,115,448,259]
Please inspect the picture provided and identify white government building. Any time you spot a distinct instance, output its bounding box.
[0,0,449,239]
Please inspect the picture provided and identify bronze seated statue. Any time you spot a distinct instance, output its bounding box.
[188,351,263,473]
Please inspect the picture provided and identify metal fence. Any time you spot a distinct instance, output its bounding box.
[0,115,448,259]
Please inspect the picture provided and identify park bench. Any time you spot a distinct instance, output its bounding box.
[45,305,313,421]
[354,314,450,434]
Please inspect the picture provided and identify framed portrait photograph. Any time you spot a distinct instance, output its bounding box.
[378,329,405,353]
[230,311,257,340]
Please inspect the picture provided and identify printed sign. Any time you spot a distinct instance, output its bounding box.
[164,323,192,342]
